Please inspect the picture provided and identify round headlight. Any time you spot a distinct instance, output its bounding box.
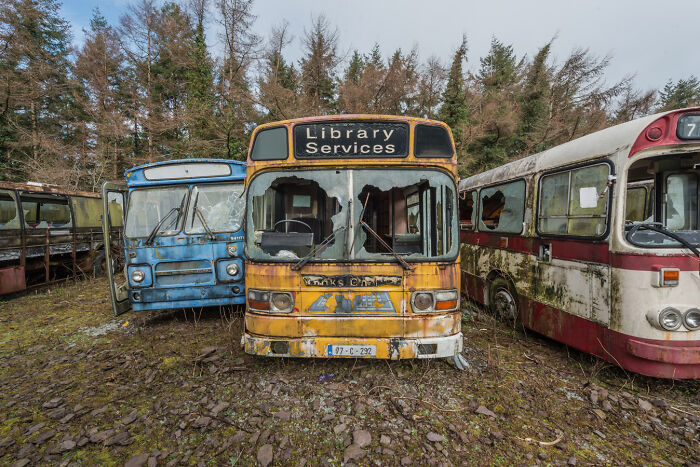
[684,308,700,330]
[131,269,145,283]
[413,292,434,311]
[226,243,237,256]
[659,307,682,331]
[226,263,240,276]
[271,292,292,311]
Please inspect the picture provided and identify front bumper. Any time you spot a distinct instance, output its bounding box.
[243,332,463,359]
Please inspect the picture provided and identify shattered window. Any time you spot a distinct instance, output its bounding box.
[185,183,245,234]
[20,193,72,229]
[459,190,476,230]
[538,163,610,237]
[246,168,458,262]
[125,186,188,238]
[0,190,20,230]
[478,180,525,233]
[625,186,647,223]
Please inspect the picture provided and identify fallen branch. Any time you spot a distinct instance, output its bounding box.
[516,432,564,446]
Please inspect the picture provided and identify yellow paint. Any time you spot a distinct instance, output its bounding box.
[243,115,460,360]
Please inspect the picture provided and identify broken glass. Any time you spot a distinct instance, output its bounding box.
[478,180,525,234]
[185,183,245,234]
[125,186,188,238]
[246,168,458,262]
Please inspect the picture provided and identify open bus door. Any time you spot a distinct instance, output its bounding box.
[101,181,130,316]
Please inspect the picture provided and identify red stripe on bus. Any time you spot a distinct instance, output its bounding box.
[460,231,700,271]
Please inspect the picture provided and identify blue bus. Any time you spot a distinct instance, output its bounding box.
[101,159,246,315]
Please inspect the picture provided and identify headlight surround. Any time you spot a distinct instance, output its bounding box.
[659,307,683,331]
[412,292,434,312]
[270,292,294,313]
[225,263,240,276]
[226,243,238,256]
[131,269,145,283]
[684,308,700,330]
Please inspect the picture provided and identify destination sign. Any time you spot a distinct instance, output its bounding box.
[294,122,408,158]
[677,113,700,140]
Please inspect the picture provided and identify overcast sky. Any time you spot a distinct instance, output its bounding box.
[59,0,699,92]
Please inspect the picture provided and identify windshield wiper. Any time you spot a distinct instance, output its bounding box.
[626,222,700,257]
[359,220,413,270]
[190,191,215,241]
[292,226,346,271]
[144,207,180,246]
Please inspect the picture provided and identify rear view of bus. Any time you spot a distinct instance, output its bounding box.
[102,159,246,315]
[242,115,462,362]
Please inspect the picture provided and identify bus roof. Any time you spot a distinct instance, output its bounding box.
[0,181,100,198]
[124,158,246,187]
[459,107,700,191]
[251,114,450,132]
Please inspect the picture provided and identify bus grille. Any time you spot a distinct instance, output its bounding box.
[155,260,213,285]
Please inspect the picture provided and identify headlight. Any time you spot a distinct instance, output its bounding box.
[684,308,700,330]
[659,307,683,331]
[412,292,434,312]
[225,263,240,276]
[270,292,293,313]
[248,290,270,311]
[131,269,145,283]
[226,243,238,256]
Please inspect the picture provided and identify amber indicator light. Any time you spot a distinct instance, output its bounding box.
[661,268,679,286]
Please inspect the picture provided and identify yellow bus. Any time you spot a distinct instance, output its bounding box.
[242,115,466,366]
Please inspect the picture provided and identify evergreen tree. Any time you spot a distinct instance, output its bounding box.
[658,76,700,111]
[345,50,364,85]
[0,0,75,183]
[517,41,552,153]
[478,37,522,93]
[299,15,340,114]
[439,36,468,152]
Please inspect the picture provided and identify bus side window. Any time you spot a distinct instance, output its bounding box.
[478,180,525,233]
[0,190,20,230]
[539,163,609,237]
[459,190,476,230]
[71,197,103,228]
[20,194,72,229]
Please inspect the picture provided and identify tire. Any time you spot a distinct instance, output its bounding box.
[488,277,519,324]
[93,250,107,276]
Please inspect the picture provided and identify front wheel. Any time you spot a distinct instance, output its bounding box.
[488,277,519,324]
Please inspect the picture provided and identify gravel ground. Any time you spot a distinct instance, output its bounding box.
[0,277,698,466]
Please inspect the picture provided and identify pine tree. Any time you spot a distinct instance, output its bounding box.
[478,37,522,93]
[0,0,75,183]
[658,76,700,111]
[517,41,551,153]
[439,36,468,148]
[299,15,340,114]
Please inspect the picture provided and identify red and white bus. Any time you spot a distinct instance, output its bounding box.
[459,107,700,379]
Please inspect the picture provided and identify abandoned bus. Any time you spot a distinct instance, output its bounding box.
[243,115,465,364]
[102,159,246,315]
[459,107,700,379]
[0,181,123,296]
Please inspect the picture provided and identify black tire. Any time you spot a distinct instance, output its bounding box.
[93,250,107,276]
[488,277,519,324]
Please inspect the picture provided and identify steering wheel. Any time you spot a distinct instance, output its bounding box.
[274,219,312,232]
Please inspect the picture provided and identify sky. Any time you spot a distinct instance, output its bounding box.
[59,0,699,92]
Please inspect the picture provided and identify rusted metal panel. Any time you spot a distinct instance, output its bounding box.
[0,266,26,294]
[0,181,99,198]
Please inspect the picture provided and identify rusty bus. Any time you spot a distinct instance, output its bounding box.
[459,107,700,379]
[242,115,466,366]
[0,181,123,296]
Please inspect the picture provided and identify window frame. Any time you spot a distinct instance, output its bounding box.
[458,189,478,231]
[475,178,527,235]
[19,192,74,230]
[535,159,614,241]
[0,189,22,231]
[413,123,455,158]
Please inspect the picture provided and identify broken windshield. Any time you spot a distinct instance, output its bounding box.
[125,186,188,238]
[246,168,457,262]
[185,183,245,234]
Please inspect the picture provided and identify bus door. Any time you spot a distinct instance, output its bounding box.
[101,181,129,316]
[535,163,613,328]
[0,189,24,294]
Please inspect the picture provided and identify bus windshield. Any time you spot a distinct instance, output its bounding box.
[185,183,245,234]
[125,186,188,238]
[626,153,700,248]
[246,168,457,262]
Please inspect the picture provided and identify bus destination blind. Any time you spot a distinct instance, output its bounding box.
[294,122,408,158]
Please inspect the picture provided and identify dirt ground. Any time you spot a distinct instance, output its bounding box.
[0,278,698,467]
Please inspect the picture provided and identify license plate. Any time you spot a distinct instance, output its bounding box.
[327,344,376,357]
